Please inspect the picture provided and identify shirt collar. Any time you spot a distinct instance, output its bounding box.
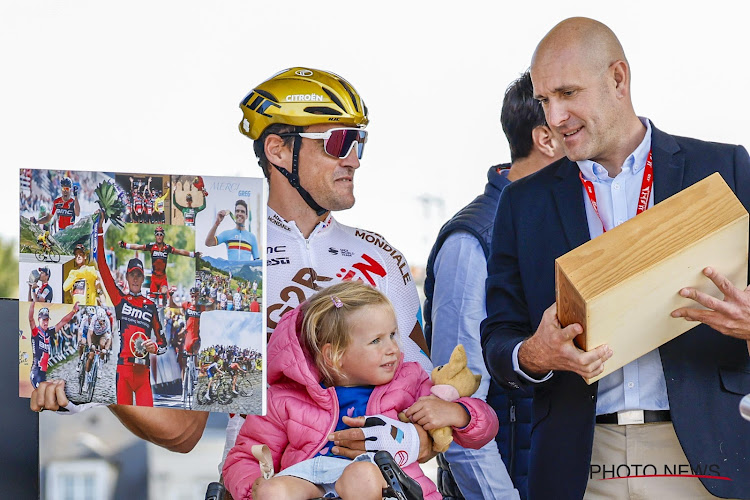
[577,117,652,182]
[267,206,334,238]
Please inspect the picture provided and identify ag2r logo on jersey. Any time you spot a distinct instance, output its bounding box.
[336,254,386,287]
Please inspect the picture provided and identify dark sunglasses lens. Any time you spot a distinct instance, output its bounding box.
[325,129,367,159]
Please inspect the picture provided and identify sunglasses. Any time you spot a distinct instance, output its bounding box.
[280,128,368,159]
[155,231,165,236]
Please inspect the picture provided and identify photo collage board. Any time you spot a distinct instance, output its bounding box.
[19,169,266,415]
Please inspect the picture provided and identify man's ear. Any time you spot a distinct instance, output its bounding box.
[532,125,559,159]
[265,134,292,171]
[610,59,630,99]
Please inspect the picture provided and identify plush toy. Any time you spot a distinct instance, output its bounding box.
[400,344,482,452]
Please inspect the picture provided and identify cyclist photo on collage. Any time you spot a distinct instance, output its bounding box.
[36,231,51,250]
[84,307,113,372]
[201,354,224,402]
[96,210,168,405]
[169,286,215,379]
[119,225,200,307]
[129,176,146,223]
[75,306,96,368]
[144,188,155,224]
[28,266,53,303]
[63,244,104,306]
[32,176,80,232]
[28,302,79,389]
[154,183,170,223]
[227,355,247,396]
[204,199,260,263]
[173,190,206,227]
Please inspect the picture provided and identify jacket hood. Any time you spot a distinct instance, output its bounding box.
[267,307,333,405]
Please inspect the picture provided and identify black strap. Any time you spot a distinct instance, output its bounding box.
[272,136,328,216]
[596,410,671,424]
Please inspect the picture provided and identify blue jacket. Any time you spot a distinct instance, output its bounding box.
[425,164,532,499]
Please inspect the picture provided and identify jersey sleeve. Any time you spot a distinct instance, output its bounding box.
[250,233,260,259]
[172,192,184,210]
[97,231,123,306]
[216,229,229,245]
[150,303,166,347]
[62,268,79,292]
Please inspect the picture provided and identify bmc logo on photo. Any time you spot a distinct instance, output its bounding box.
[121,302,152,323]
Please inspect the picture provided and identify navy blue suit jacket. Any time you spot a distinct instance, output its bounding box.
[481,124,750,499]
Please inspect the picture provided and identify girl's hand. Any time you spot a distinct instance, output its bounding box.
[404,395,470,430]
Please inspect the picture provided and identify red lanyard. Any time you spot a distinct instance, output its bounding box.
[579,150,653,233]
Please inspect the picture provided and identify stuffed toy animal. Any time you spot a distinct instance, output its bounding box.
[400,344,482,452]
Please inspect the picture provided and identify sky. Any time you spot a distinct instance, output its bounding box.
[3,1,748,265]
[200,310,262,350]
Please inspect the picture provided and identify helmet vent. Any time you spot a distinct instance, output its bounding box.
[321,86,345,111]
[255,89,279,103]
[303,107,342,116]
[338,79,360,113]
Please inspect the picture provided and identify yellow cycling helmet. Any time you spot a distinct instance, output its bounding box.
[238,67,368,140]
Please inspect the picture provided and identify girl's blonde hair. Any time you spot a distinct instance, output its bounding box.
[301,281,396,386]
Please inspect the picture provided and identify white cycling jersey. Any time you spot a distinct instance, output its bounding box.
[266,207,431,371]
[91,316,111,337]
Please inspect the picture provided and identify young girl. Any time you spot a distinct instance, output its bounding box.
[223,281,499,500]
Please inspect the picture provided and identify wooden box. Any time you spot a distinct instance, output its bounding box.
[556,173,748,384]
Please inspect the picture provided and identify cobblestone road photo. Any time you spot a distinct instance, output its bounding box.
[48,346,117,405]
[192,370,262,415]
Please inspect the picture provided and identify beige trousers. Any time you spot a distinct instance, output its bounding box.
[584,422,736,500]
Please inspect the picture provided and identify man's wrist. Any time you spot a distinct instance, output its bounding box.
[518,338,547,377]
[515,339,553,382]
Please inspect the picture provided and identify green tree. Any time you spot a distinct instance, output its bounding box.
[0,237,19,299]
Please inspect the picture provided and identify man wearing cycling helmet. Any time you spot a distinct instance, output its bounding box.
[31,68,435,474]
[85,307,113,374]
[76,306,98,369]
[63,244,104,306]
[34,177,80,231]
[119,226,200,306]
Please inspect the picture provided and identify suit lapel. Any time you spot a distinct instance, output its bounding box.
[552,159,591,249]
[551,124,682,249]
[651,124,684,203]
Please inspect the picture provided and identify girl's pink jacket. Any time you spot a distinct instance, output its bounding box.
[223,306,499,499]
